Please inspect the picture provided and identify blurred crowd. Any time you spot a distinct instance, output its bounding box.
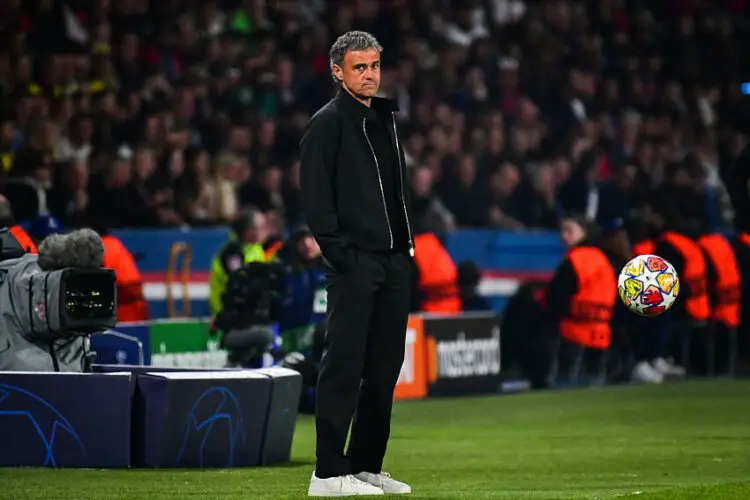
[1,0,750,236]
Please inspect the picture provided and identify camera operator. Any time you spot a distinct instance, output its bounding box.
[210,260,287,368]
[275,225,327,353]
[0,227,117,372]
[272,225,328,414]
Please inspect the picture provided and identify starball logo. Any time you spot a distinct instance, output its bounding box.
[0,384,86,466]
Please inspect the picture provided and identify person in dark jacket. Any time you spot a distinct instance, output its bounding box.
[599,218,640,384]
[299,31,413,496]
[276,224,327,353]
[457,261,492,311]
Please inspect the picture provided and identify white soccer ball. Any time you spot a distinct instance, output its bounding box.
[617,254,680,316]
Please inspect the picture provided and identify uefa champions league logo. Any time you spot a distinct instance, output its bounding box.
[0,384,86,466]
[173,386,247,468]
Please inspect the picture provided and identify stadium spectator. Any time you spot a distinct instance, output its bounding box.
[2,1,750,381]
[0,0,746,237]
[409,165,455,238]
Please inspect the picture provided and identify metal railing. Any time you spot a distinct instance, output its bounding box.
[166,242,192,318]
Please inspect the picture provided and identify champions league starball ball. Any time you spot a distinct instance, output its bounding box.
[617,254,680,316]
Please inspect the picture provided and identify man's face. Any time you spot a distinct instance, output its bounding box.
[412,168,432,197]
[616,165,637,190]
[561,219,586,249]
[333,47,381,100]
[1,121,14,144]
[244,212,268,244]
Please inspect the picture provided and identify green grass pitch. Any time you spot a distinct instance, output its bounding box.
[2,380,749,499]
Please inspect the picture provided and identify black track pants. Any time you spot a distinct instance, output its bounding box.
[314,249,411,478]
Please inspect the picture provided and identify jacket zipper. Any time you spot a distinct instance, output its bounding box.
[362,117,394,249]
[391,113,414,257]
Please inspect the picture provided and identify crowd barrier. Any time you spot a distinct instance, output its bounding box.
[2,311,504,467]
[93,311,504,403]
[394,312,502,400]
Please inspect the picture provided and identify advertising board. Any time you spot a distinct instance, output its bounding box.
[423,313,501,397]
[393,315,427,400]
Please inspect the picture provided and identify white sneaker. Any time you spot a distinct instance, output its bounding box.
[632,361,663,384]
[652,357,686,376]
[308,473,384,497]
[355,472,411,494]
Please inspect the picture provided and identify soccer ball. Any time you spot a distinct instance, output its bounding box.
[617,254,680,316]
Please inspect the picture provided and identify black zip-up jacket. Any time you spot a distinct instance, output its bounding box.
[299,90,413,271]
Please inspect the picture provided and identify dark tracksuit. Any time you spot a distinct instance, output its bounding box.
[300,89,413,478]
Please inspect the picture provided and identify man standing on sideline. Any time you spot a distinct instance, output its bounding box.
[300,31,414,497]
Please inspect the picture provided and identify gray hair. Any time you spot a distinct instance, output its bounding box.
[38,228,105,271]
[329,31,383,83]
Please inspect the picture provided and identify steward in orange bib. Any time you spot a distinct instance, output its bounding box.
[647,207,711,373]
[86,215,149,322]
[734,230,750,367]
[697,231,741,329]
[264,238,284,261]
[9,225,37,254]
[697,229,742,375]
[411,231,462,314]
[652,227,710,324]
[0,195,37,253]
[632,239,655,257]
[545,215,617,380]
[102,234,149,322]
[97,228,149,323]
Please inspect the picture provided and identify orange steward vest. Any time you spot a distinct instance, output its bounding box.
[661,231,710,321]
[102,234,149,322]
[632,239,655,257]
[413,232,462,314]
[697,233,741,328]
[264,240,284,261]
[559,246,616,350]
[9,225,37,254]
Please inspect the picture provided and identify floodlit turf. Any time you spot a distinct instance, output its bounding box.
[2,380,749,499]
